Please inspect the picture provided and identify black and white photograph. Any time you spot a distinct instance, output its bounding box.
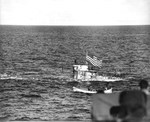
[0,0,150,122]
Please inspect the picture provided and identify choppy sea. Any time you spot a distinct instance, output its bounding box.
[0,25,150,121]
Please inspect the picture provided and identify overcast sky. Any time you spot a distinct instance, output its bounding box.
[0,0,150,25]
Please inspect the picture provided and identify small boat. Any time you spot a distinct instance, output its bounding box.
[73,87,97,94]
[73,87,113,94]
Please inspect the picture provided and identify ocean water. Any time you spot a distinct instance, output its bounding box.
[0,25,150,121]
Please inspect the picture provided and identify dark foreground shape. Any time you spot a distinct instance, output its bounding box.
[118,90,147,119]
[92,90,149,122]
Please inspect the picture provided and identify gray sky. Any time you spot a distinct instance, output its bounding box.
[0,0,150,25]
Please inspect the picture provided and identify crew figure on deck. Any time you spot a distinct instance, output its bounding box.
[104,82,113,93]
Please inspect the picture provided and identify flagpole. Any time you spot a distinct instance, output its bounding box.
[86,51,88,65]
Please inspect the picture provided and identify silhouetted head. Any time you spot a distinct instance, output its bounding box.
[139,80,149,90]
[105,82,112,90]
[96,89,104,93]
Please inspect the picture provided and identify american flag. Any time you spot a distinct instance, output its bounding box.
[86,54,102,68]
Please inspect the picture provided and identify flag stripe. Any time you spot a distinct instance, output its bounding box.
[86,55,102,67]
[87,56,100,66]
